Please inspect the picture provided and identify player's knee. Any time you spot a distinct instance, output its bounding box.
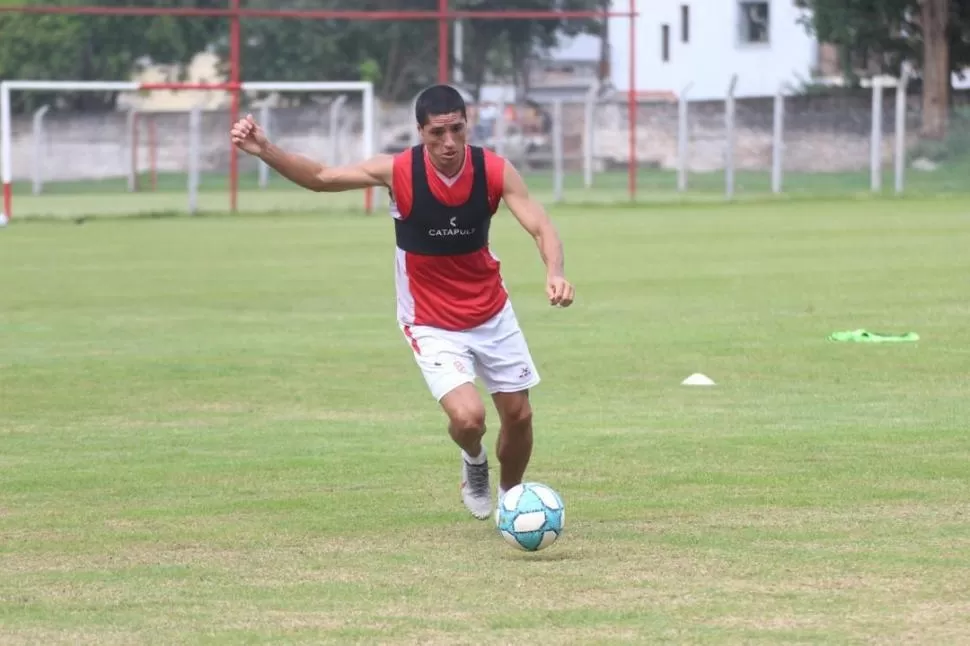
[508,407,532,432]
[498,395,533,431]
[448,404,487,436]
[441,384,487,435]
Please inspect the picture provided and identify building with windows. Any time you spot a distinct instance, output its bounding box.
[606,0,820,100]
[478,1,967,105]
[525,34,605,102]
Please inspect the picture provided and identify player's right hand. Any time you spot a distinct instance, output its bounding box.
[230,114,268,156]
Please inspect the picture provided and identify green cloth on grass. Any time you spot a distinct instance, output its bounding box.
[828,329,919,343]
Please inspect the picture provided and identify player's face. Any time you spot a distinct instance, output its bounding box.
[420,111,467,171]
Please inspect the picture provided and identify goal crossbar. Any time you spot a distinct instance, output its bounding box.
[0,80,375,219]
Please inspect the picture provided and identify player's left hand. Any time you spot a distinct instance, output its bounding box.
[546,275,574,307]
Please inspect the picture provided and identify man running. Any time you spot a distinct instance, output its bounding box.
[230,84,574,520]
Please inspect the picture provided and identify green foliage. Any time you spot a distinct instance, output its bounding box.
[456,0,604,99]
[230,0,604,103]
[795,0,919,84]
[0,0,604,110]
[908,104,970,161]
[796,0,970,83]
[0,0,224,113]
[357,59,382,88]
[225,0,440,105]
[951,0,970,81]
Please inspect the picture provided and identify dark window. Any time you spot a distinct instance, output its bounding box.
[738,1,770,44]
[661,24,670,62]
[681,5,689,43]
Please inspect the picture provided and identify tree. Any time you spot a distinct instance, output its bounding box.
[229,0,440,104]
[231,0,605,103]
[0,0,606,109]
[921,0,950,139]
[795,0,919,84]
[947,0,970,96]
[796,0,970,139]
[456,0,605,100]
[0,0,224,113]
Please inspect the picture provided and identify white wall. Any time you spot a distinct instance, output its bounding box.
[608,0,818,100]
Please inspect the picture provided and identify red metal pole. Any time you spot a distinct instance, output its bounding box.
[628,0,637,201]
[438,0,449,83]
[229,0,241,214]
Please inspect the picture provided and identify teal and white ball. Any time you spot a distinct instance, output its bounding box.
[496,482,564,551]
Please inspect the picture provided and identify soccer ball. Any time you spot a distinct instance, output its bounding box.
[496,482,565,551]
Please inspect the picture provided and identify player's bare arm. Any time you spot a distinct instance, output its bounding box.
[501,162,575,307]
[229,113,392,192]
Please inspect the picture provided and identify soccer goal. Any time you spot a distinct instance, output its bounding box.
[0,80,376,221]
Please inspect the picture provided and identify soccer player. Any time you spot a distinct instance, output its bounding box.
[230,84,574,520]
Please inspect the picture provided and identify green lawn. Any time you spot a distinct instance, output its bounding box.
[1,198,969,644]
[9,159,970,219]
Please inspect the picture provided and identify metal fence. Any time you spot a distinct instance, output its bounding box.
[4,76,970,220]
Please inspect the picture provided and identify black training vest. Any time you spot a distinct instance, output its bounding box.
[394,145,492,256]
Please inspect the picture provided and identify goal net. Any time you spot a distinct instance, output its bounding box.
[1,80,376,221]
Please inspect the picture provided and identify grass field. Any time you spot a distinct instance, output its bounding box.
[10,159,970,219]
[2,197,970,644]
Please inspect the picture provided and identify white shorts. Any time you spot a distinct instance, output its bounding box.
[401,301,541,401]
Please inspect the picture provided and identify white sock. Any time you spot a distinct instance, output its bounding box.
[462,447,487,465]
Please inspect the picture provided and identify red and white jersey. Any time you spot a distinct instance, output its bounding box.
[389,144,508,331]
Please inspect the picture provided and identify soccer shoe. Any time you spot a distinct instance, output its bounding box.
[460,454,492,520]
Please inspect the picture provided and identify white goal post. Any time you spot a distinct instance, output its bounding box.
[0,80,376,221]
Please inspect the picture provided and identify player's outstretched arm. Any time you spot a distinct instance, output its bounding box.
[501,162,575,307]
[230,114,392,192]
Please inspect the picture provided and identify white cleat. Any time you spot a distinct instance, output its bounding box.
[460,454,492,520]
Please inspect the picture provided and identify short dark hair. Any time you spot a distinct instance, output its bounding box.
[415,84,466,126]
